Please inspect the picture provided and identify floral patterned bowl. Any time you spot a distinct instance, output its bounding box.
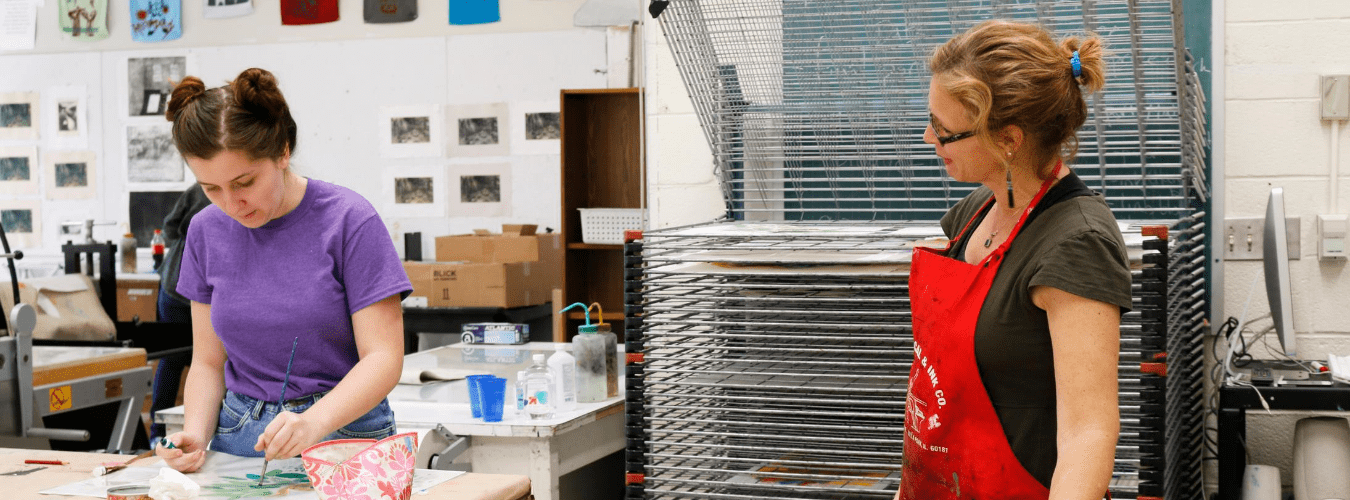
[301,432,419,500]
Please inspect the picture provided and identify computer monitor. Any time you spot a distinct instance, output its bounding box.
[1263,187,1296,358]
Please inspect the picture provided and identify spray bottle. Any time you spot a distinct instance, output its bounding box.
[589,303,620,398]
[560,302,609,403]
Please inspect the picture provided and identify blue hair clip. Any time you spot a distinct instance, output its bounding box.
[1070,50,1082,78]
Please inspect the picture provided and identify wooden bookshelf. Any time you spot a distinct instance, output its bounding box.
[557,88,642,342]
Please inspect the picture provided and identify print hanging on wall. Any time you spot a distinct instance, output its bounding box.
[0,146,39,196]
[127,56,186,118]
[128,191,182,248]
[0,92,40,141]
[126,123,185,183]
[510,100,560,155]
[203,0,253,19]
[58,0,110,41]
[44,86,89,148]
[448,0,498,25]
[0,199,42,249]
[44,151,97,200]
[281,0,338,25]
[446,103,509,158]
[448,163,511,217]
[379,105,443,158]
[365,0,416,23]
[130,0,183,42]
[382,165,446,218]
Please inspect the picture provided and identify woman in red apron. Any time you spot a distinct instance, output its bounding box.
[897,20,1133,500]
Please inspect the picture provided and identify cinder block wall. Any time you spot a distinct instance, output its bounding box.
[1223,0,1350,487]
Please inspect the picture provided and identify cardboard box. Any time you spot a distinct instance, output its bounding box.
[116,279,159,322]
[435,225,562,265]
[404,261,557,308]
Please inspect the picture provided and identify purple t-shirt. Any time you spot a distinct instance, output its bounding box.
[177,179,412,402]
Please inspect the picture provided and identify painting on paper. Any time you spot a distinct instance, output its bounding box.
[379,105,443,158]
[281,0,338,25]
[38,455,313,499]
[446,103,509,157]
[510,100,560,155]
[0,92,39,141]
[0,147,39,196]
[382,166,445,218]
[127,124,185,183]
[448,163,511,216]
[45,86,90,148]
[0,200,41,248]
[127,56,186,117]
[59,0,111,41]
[204,0,253,19]
[130,0,183,42]
[45,151,98,200]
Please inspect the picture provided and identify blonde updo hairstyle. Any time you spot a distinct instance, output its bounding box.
[164,68,297,162]
[929,20,1106,179]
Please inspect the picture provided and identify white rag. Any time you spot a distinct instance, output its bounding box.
[148,467,201,499]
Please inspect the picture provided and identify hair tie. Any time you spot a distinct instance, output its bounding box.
[1070,50,1082,78]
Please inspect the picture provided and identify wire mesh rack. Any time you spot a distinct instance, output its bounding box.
[654,0,1206,222]
[622,217,1207,499]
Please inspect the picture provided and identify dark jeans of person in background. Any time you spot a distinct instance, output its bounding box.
[150,285,193,443]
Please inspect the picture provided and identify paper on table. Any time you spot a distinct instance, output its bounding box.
[0,0,37,51]
[413,469,467,493]
[40,455,313,499]
[398,367,481,385]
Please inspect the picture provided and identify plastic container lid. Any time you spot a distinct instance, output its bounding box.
[554,344,565,351]
[578,325,599,334]
[533,353,546,363]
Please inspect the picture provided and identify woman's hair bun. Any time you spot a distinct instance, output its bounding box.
[1060,36,1106,94]
[230,68,288,121]
[165,76,208,122]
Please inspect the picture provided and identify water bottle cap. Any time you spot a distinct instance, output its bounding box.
[578,325,598,334]
[554,344,565,351]
[533,353,546,363]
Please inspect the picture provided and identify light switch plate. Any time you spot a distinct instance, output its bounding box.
[1223,217,1301,260]
[1322,75,1350,120]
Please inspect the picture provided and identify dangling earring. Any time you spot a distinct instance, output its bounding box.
[1005,151,1015,208]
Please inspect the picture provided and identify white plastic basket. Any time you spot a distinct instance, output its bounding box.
[579,208,647,244]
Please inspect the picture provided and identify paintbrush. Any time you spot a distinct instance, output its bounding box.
[259,337,300,487]
[93,449,155,476]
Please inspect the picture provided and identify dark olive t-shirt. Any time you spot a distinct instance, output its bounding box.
[938,172,1132,487]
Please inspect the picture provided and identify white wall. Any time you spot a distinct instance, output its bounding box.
[641,17,725,229]
[0,0,631,272]
[1222,0,1350,484]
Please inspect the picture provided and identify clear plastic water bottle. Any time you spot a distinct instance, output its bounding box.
[523,354,554,419]
[514,370,527,415]
[548,344,577,412]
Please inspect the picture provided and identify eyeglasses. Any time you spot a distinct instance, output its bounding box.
[929,114,975,146]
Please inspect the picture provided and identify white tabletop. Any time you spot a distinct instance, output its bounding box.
[390,342,624,437]
[156,342,625,438]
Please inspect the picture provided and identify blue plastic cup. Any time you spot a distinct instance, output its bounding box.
[466,374,493,419]
[480,376,507,422]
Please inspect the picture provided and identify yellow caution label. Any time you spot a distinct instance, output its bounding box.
[49,386,72,412]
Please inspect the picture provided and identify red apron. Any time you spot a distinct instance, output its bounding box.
[899,166,1061,500]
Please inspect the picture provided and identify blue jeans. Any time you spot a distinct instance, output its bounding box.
[150,285,192,442]
[208,390,397,457]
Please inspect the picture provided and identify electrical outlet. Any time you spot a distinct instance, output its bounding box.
[1223,217,1301,260]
